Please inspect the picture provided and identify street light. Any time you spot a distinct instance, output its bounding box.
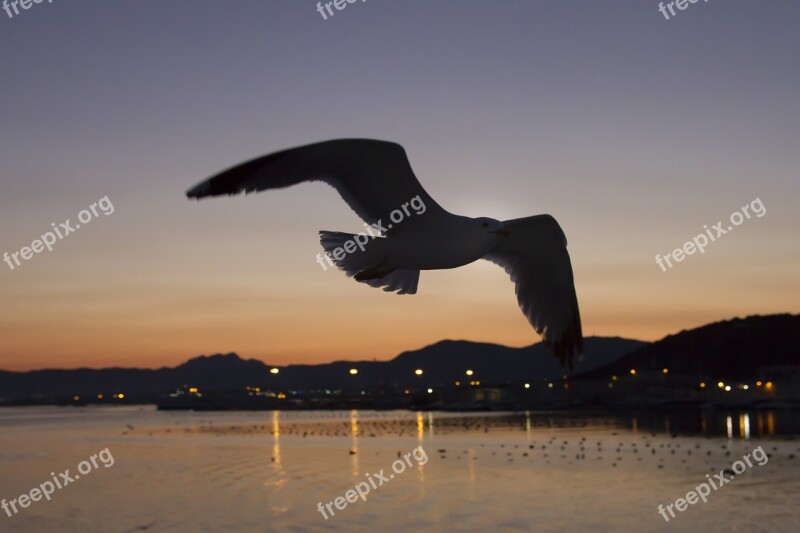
[349,368,358,375]
[414,369,423,375]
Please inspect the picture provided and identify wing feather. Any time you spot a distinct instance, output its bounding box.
[484,215,583,368]
[186,139,447,225]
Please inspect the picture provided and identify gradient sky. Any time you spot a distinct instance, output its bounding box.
[1,1,798,371]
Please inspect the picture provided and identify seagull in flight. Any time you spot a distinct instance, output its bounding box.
[186,139,583,368]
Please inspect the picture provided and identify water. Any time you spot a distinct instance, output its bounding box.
[1,407,798,532]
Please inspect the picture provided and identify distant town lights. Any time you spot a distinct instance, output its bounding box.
[662,368,669,374]
[629,369,636,376]
[717,382,725,389]
[524,383,530,389]
[724,385,731,391]
[427,388,433,394]
[270,368,280,374]
[414,369,423,376]
[349,368,358,375]
[465,369,474,376]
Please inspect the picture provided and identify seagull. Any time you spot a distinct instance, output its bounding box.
[186,139,582,367]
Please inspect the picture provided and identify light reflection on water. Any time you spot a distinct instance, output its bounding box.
[1,407,799,532]
[407,409,796,439]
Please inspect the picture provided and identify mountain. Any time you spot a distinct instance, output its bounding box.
[575,314,800,380]
[0,336,643,401]
[3,314,797,406]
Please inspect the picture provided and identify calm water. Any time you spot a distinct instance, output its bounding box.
[1,407,798,532]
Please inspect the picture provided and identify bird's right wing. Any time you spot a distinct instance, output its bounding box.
[483,215,583,369]
[186,139,448,225]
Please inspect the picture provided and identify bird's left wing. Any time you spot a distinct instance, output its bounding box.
[483,215,583,369]
[186,139,448,226]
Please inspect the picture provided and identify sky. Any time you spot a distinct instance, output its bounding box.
[0,0,798,371]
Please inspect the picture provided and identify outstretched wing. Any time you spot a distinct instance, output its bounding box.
[186,139,448,225]
[483,215,583,369]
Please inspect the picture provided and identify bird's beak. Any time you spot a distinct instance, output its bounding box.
[491,229,510,238]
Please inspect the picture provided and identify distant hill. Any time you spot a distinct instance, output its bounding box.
[0,337,644,400]
[575,314,800,380]
[388,337,644,382]
[3,314,796,404]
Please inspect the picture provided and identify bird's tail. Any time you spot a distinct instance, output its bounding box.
[318,231,419,295]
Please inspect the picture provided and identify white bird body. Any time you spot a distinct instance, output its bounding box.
[187,139,583,367]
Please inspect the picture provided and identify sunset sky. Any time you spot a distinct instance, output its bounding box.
[1,1,798,371]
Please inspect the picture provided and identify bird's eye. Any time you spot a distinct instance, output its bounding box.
[482,222,489,228]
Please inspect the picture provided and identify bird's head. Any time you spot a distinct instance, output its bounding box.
[476,217,509,238]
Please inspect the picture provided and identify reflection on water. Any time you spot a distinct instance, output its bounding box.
[424,408,795,439]
[272,409,281,467]
[269,409,289,513]
[247,408,798,440]
[350,409,359,476]
[1,407,799,532]
[525,410,531,441]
